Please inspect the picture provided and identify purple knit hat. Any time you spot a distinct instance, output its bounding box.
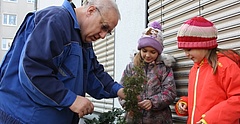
[138,21,164,54]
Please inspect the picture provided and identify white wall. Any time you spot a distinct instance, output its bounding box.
[114,0,147,108]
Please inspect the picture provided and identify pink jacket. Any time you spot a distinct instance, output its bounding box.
[176,52,240,124]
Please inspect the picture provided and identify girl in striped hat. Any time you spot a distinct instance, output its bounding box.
[175,16,240,124]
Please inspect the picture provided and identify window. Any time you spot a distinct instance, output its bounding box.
[3,0,17,2]
[27,0,35,3]
[3,14,17,26]
[1,38,13,50]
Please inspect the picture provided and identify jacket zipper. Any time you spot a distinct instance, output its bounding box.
[191,67,200,124]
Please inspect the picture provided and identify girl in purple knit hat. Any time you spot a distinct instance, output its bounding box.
[119,21,177,124]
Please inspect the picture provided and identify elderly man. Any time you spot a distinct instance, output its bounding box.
[0,0,125,124]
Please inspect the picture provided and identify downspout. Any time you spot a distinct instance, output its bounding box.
[34,0,37,10]
[145,0,149,28]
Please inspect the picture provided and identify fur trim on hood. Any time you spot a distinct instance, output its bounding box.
[159,53,176,67]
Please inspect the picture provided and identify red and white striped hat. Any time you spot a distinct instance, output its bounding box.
[177,16,218,49]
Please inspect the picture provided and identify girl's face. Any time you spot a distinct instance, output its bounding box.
[140,47,159,63]
[183,49,208,63]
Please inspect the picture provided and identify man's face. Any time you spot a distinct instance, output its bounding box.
[81,6,118,43]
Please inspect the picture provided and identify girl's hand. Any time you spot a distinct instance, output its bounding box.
[137,95,141,102]
[178,102,187,112]
[138,99,152,110]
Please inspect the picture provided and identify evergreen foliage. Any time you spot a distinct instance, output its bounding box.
[84,108,126,124]
[123,62,146,123]
[85,62,147,124]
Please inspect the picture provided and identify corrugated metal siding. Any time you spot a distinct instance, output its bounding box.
[86,34,115,113]
[147,0,240,123]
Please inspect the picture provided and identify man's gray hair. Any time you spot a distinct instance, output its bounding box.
[83,0,121,20]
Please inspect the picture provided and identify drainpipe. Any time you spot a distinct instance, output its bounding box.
[34,0,38,10]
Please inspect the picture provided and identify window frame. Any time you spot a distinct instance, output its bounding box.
[2,13,17,26]
[3,0,18,2]
[27,0,35,3]
[1,38,13,51]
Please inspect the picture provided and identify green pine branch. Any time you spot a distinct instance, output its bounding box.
[123,62,147,123]
[84,108,126,124]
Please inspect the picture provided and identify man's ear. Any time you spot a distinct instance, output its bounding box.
[86,5,97,16]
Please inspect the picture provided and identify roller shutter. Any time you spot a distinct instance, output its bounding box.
[147,0,240,123]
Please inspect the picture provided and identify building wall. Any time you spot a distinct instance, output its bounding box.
[0,0,34,61]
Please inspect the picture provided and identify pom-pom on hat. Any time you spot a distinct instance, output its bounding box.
[177,16,218,49]
[138,21,164,54]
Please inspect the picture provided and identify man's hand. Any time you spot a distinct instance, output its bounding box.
[117,88,125,99]
[69,95,94,118]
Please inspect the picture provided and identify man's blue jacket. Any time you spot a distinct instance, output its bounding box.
[0,0,123,124]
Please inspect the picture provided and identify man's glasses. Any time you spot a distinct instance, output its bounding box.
[96,7,113,35]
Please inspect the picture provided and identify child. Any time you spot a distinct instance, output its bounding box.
[119,21,177,124]
[175,16,240,124]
